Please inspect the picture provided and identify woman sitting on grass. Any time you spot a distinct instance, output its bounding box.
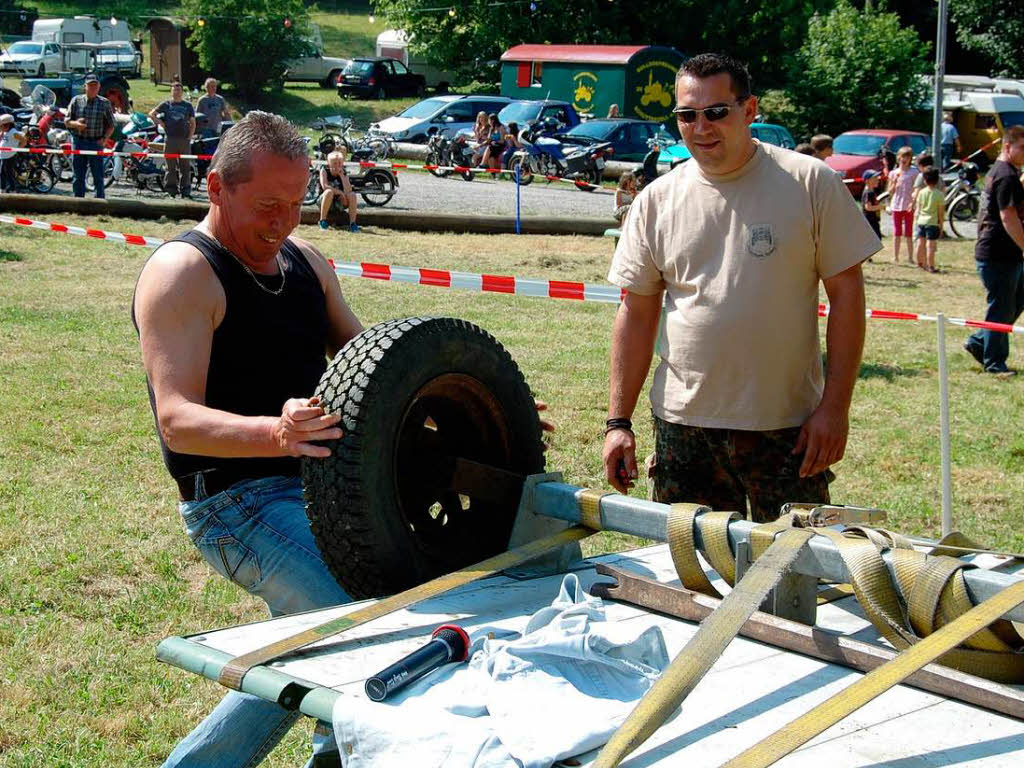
[318,149,360,233]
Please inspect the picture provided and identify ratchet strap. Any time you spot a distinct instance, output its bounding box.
[218,523,596,689]
[594,515,815,768]
[722,579,1024,768]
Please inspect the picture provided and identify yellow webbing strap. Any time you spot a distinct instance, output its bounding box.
[593,527,815,768]
[721,579,1024,768]
[667,504,738,598]
[925,530,1024,560]
[217,525,595,690]
[578,488,613,531]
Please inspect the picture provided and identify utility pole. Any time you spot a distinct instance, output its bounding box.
[931,0,948,162]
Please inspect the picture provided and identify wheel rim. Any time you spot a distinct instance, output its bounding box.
[392,373,514,558]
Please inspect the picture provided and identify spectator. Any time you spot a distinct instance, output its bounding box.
[940,112,960,170]
[501,121,522,168]
[195,77,231,138]
[318,149,359,232]
[603,53,877,520]
[914,167,945,273]
[150,81,196,198]
[471,110,488,166]
[887,145,918,264]
[810,134,833,160]
[65,73,115,199]
[607,103,620,118]
[0,113,25,192]
[794,143,815,156]
[913,152,945,193]
[613,169,637,223]
[963,125,1024,375]
[860,169,884,241]
[480,113,506,172]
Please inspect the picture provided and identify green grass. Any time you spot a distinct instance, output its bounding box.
[2,216,1024,765]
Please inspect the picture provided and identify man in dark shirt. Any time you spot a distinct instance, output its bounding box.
[150,81,196,197]
[65,73,115,198]
[964,125,1024,375]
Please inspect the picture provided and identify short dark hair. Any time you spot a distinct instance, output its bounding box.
[923,167,940,185]
[916,152,934,167]
[1006,124,1024,146]
[794,143,815,156]
[810,134,833,152]
[676,53,752,101]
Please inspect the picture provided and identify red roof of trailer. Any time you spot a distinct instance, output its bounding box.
[501,44,648,65]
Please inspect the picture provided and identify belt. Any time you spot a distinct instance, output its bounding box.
[175,468,256,502]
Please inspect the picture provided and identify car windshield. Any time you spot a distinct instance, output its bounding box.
[566,121,614,140]
[499,102,541,124]
[9,42,42,55]
[833,134,887,156]
[398,98,450,119]
[344,61,375,76]
[1000,111,1024,128]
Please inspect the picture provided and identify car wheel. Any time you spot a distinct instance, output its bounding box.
[323,69,341,89]
[375,86,386,101]
[416,83,426,97]
[37,65,45,76]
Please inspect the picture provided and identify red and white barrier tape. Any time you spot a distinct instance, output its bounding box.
[0,145,215,161]
[2,212,1021,333]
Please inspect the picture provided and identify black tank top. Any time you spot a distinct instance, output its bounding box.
[132,229,329,482]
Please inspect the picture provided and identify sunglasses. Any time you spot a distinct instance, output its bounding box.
[673,98,749,124]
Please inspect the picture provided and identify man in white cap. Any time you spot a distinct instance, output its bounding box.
[0,113,26,192]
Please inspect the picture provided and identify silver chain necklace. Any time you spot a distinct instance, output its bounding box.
[207,231,286,296]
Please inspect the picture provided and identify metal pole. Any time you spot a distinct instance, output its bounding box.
[931,0,949,164]
[515,163,522,234]
[937,312,953,535]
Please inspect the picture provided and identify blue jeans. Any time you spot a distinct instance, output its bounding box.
[71,136,106,198]
[163,475,351,768]
[941,143,954,170]
[967,259,1024,370]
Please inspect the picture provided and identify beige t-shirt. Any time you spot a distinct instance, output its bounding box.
[608,141,880,430]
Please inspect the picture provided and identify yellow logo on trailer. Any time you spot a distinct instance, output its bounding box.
[572,71,598,112]
[634,60,678,121]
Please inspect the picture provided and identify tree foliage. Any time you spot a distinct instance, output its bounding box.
[949,0,1024,78]
[0,0,36,35]
[369,0,830,91]
[181,0,314,98]
[785,0,930,138]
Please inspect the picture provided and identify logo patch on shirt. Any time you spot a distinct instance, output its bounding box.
[746,223,776,259]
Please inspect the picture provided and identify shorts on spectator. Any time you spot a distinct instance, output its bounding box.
[892,209,914,236]
[613,204,631,223]
[319,188,351,205]
[916,224,940,240]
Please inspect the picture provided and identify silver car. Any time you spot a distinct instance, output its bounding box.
[94,41,142,79]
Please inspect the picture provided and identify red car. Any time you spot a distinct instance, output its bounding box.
[825,129,931,196]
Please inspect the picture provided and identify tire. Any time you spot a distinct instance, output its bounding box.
[416,83,426,98]
[948,194,978,239]
[437,81,449,94]
[323,69,341,89]
[49,153,73,183]
[304,170,321,206]
[37,65,45,76]
[360,168,396,206]
[576,167,601,191]
[85,157,116,191]
[365,137,390,161]
[426,150,449,178]
[374,86,387,101]
[302,317,545,598]
[509,156,533,186]
[31,165,55,194]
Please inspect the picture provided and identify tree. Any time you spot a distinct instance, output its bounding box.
[181,0,314,98]
[0,0,36,36]
[949,0,1024,78]
[784,0,930,138]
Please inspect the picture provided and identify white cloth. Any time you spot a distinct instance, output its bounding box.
[332,574,670,767]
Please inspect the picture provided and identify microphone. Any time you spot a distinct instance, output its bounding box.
[364,624,470,702]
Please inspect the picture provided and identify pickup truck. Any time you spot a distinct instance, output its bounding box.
[283,26,349,88]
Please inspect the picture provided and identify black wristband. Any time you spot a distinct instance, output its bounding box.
[604,417,633,435]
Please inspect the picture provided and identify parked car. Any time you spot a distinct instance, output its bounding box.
[657,121,796,165]
[826,129,930,195]
[94,41,142,79]
[372,94,511,144]
[284,23,350,87]
[0,40,62,76]
[558,118,661,162]
[337,57,426,100]
[497,100,581,133]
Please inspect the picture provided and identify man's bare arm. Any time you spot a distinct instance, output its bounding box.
[602,290,663,492]
[794,262,865,477]
[134,244,342,459]
[999,206,1024,252]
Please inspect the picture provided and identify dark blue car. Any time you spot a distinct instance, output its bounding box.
[557,118,661,162]
[497,100,581,132]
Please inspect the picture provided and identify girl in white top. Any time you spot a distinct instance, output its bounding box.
[613,170,637,223]
[886,146,919,264]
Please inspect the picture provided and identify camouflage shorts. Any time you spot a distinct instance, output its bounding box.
[648,415,834,523]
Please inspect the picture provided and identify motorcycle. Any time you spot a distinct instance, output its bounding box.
[86,112,164,192]
[509,123,613,190]
[424,126,475,182]
[632,138,662,192]
[303,135,398,207]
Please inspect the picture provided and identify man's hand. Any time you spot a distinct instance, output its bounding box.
[272,396,343,458]
[793,402,849,478]
[603,428,638,493]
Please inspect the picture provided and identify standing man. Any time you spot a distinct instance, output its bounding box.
[196,77,231,138]
[132,111,360,766]
[150,81,196,198]
[602,54,879,521]
[940,112,960,170]
[65,73,114,198]
[963,125,1024,376]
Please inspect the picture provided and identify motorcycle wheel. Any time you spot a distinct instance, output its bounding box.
[85,157,116,191]
[304,170,321,206]
[460,167,474,182]
[49,153,74,183]
[426,150,450,178]
[366,137,391,161]
[360,169,396,206]
[951,192,978,222]
[509,156,533,186]
[31,165,55,194]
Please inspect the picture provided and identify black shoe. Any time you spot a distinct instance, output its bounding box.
[985,363,1016,376]
[963,340,984,367]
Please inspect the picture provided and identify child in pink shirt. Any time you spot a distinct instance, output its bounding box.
[887,146,919,264]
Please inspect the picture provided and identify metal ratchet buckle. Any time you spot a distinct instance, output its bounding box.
[781,502,888,528]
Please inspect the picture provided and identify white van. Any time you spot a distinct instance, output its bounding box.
[376,29,456,92]
[32,16,132,71]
